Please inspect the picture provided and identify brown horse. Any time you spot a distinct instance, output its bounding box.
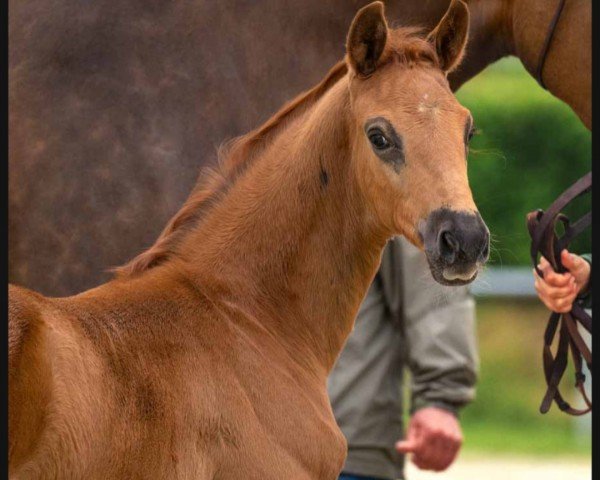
[9,2,489,478]
[456,0,590,127]
[8,0,590,297]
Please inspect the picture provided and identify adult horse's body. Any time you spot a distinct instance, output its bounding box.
[9,3,489,477]
[8,0,590,296]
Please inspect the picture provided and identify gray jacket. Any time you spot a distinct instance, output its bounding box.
[327,236,479,480]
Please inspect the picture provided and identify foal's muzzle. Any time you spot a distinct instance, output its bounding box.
[420,208,490,286]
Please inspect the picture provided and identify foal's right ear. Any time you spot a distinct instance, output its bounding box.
[346,1,389,77]
[427,0,470,73]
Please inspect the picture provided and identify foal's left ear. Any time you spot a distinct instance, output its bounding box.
[346,1,389,77]
[427,0,470,73]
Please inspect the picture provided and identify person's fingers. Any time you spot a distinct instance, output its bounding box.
[536,277,576,299]
[534,279,577,298]
[534,272,576,296]
[538,256,560,278]
[408,422,462,471]
[552,294,578,313]
[432,439,460,471]
[535,265,572,287]
[545,269,572,287]
[561,249,581,272]
[411,438,437,470]
[437,430,462,470]
[411,435,459,472]
[535,285,577,312]
[561,250,591,293]
[534,258,580,312]
[396,421,420,454]
[405,408,463,472]
[423,437,448,471]
[395,439,418,454]
[404,422,427,462]
[534,270,548,291]
[411,442,439,471]
[533,272,558,301]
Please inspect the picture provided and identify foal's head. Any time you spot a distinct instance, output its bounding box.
[346,1,489,285]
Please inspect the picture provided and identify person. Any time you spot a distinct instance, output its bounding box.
[328,237,478,480]
[533,249,592,312]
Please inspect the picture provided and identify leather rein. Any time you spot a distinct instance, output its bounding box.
[526,172,592,415]
[535,0,567,89]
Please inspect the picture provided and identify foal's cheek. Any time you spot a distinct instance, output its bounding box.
[392,206,423,249]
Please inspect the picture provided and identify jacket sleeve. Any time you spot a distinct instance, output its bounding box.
[576,254,592,310]
[380,236,479,416]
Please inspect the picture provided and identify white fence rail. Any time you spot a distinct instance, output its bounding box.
[470,266,537,297]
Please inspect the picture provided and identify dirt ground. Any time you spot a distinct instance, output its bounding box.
[405,454,591,480]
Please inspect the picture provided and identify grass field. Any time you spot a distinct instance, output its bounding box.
[460,299,591,458]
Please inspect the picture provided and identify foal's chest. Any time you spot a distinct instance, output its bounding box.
[210,401,347,480]
[188,358,348,479]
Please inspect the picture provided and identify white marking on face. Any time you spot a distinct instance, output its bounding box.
[418,93,439,114]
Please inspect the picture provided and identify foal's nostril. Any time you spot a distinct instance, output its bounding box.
[439,230,460,263]
[442,231,460,252]
[479,236,490,261]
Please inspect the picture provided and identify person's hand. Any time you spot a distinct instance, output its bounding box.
[395,406,462,472]
[533,250,591,313]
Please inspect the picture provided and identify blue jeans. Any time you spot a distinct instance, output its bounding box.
[339,474,389,480]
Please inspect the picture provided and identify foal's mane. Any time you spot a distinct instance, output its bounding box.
[115,27,437,277]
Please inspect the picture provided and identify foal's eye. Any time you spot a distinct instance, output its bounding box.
[467,128,475,143]
[466,125,478,144]
[363,118,405,172]
[369,132,390,150]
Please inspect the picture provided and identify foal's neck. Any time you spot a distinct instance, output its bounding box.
[177,77,388,374]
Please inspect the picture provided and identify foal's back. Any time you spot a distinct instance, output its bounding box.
[8,271,345,479]
[9,273,219,478]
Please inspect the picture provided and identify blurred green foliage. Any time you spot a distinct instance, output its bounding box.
[456,58,591,266]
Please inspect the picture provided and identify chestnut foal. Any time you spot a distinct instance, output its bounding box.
[9,2,488,478]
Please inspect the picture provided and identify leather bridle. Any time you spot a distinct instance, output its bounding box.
[535,0,567,89]
[527,0,591,416]
[526,172,592,415]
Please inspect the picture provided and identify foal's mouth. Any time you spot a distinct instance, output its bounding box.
[442,264,479,283]
[428,261,482,286]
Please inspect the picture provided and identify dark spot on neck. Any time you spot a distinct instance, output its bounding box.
[320,167,329,189]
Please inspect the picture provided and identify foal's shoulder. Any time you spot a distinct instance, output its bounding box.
[8,284,48,338]
[8,283,47,306]
[8,284,50,375]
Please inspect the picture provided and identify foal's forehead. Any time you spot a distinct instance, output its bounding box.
[395,68,462,111]
[358,65,468,120]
